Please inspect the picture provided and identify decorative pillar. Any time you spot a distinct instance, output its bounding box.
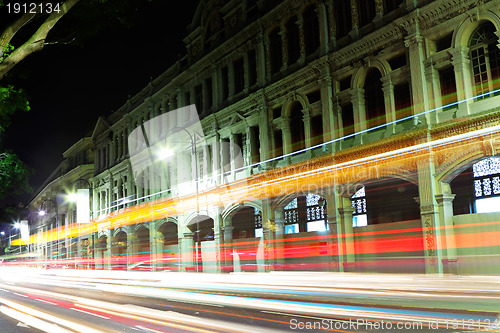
[319,71,335,147]
[256,29,267,86]
[297,16,306,65]
[450,47,473,116]
[351,88,365,132]
[281,117,292,155]
[303,108,313,149]
[223,225,234,272]
[274,210,285,270]
[381,74,396,133]
[318,0,332,55]
[324,191,341,271]
[435,185,457,274]
[279,28,288,71]
[417,156,444,275]
[424,61,441,124]
[181,232,195,271]
[405,26,431,125]
[338,196,355,271]
[259,103,271,165]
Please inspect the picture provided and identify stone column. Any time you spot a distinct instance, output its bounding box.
[318,0,331,55]
[256,30,267,86]
[435,185,457,274]
[281,117,292,155]
[297,16,306,64]
[405,29,430,124]
[181,232,195,271]
[424,61,441,124]
[324,191,340,271]
[417,156,444,275]
[274,210,285,270]
[150,223,161,271]
[319,72,335,147]
[351,88,365,132]
[279,28,288,71]
[303,107,313,149]
[450,47,473,116]
[259,104,271,165]
[349,0,359,37]
[338,196,355,271]
[223,225,234,272]
[264,33,272,82]
[381,74,396,133]
[260,198,274,272]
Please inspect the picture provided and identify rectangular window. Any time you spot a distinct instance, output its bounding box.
[205,77,213,109]
[341,103,355,136]
[311,114,323,145]
[248,50,257,87]
[439,67,457,110]
[250,126,260,163]
[394,82,413,119]
[273,130,283,158]
[234,58,245,94]
[221,66,229,100]
[335,0,352,39]
[195,84,203,112]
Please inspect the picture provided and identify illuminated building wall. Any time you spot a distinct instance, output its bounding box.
[25,0,500,275]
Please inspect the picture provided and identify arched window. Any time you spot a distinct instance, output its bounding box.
[473,157,500,213]
[469,22,500,98]
[364,68,385,128]
[269,27,282,75]
[290,102,305,152]
[286,16,300,65]
[303,5,319,56]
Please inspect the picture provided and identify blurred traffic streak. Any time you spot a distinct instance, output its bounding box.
[12,118,500,249]
[0,269,498,332]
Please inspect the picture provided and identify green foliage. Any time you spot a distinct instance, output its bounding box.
[0,151,32,200]
[0,85,30,131]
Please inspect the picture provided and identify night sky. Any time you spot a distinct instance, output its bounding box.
[2,1,199,205]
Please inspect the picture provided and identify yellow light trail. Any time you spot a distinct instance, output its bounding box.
[14,116,500,246]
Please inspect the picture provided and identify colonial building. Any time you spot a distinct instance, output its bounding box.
[27,0,500,275]
[27,138,94,265]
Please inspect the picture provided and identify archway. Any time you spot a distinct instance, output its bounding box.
[111,231,127,270]
[158,222,179,271]
[230,206,263,272]
[95,235,107,270]
[188,215,215,272]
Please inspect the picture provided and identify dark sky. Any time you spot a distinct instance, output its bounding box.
[2,1,199,205]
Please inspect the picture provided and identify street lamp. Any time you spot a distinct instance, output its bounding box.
[39,198,58,262]
[68,178,93,269]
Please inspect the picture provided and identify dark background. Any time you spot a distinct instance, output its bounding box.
[2,1,199,205]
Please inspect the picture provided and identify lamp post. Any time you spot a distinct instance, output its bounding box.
[68,178,93,269]
[153,126,202,271]
[39,198,58,262]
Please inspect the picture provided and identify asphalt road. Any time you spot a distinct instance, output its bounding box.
[0,270,497,332]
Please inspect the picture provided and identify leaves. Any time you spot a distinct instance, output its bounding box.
[0,84,29,131]
[0,151,32,200]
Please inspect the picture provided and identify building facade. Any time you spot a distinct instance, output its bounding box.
[27,0,500,274]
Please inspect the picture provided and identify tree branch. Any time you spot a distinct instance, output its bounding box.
[0,0,82,80]
[0,12,37,59]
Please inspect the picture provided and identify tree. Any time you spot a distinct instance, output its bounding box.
[0,0,82,80]
[0,0,149,201]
